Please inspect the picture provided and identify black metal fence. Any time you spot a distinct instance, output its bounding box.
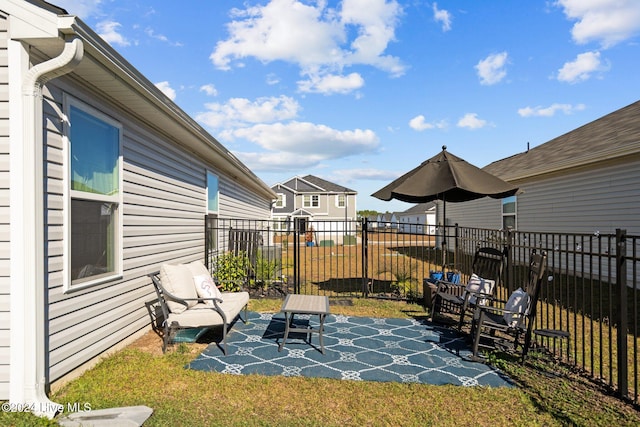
[205,217,639,405]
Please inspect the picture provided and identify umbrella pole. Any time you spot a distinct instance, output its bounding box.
[442,196,447,272]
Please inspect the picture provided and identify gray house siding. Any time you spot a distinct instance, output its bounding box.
[516,161,640,234]
[0,12,9,397]
[443,159,640,236]
[41,76,271,383]
[441,198,502,231]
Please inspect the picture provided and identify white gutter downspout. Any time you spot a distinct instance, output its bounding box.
[11,37,83,419]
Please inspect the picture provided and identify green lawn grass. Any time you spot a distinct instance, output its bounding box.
[2,298,639,426]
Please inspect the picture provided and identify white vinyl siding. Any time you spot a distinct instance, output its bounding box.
[0,13,9,397]
[43,78,271,384]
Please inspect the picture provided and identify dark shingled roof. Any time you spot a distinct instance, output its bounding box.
[301,175,356,193]
[484,100,640,182]
[402,202,437,214]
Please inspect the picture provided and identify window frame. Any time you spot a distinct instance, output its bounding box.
[63,96,123,292]
[502,195,517,230]
[275,193,286,208]
[303,194,319,208]
[207,171,219,214]
[336,194,346,208]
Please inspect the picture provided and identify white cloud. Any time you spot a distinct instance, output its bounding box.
[210,0,404,95]
[555,0,640,48]
[432,3,452,32]
[556,51,609,83]
[331,168,401,182]
[196,96,300,129]
[409,115,447,131]
[475,52,508,85]
[518,103,586,117]
[457,113,488,129]
[298,72,365,94]
[234,151,322,172]
[229,122,379,172]
[227,122,379,157]
[266,74,280,85]
[155,81,176,100]
[54,0,103,19]
[144,27,183,47]
[96,21,130,47]
[200,84,218,97]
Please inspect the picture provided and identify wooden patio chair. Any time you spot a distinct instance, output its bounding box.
[431,246,507,331]
[471,249,547,362]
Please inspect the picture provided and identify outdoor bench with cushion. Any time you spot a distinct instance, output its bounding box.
[148,260,249,355]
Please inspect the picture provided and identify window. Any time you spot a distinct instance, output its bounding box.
[336,194,346,208]
[207,172,219,213]
[67,102,122,288]
[303,194,319,208]
[272,219,288,231]
[502,195,517,230]
[275,193,285,208]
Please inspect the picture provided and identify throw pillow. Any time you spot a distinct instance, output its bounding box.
[503,288,529,328]
[159,264,199,313]
[193,274,223,305]
[465,274,495,306]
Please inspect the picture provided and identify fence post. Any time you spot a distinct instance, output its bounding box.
[454,224,459,270]
[293,227,299,294]
[505,228,513,294]
[362,218,369,297]
[616,228,628,399]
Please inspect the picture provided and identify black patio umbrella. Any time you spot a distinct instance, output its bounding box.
[372,146,519,267]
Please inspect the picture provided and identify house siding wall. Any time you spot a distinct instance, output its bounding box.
[444,159,640,236]
[42,76,271,383]
[0,13,9,397]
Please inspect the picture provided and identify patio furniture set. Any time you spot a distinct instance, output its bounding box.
[148,247,552,364]
[430,247,550,361]
[149,261,330,355]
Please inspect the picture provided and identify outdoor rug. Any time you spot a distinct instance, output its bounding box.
[188,311,513,387]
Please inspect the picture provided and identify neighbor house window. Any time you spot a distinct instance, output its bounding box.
[502,195,517,230]
[336,194,346,208]
[275,193,285,208]
[272,219,288,231]
[68,102,122,287]
[207,172,219,213]
[303,194,319,208]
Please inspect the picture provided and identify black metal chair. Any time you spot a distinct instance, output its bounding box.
[471,249,547,362]
[431,246,507,330]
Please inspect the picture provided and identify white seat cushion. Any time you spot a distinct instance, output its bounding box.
[160,264,199,314]
[167,291,249,328]
[184,260,211,277]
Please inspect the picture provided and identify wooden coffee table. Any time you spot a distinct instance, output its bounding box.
[278,294,330,354]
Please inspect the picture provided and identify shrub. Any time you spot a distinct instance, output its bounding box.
[213,251,249,292]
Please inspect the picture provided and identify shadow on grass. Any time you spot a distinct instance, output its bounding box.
[484,350,640,426]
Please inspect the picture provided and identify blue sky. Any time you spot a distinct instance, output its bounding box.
[55,0,640,212]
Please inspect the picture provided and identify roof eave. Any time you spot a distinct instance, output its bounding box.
[24,12,276,201]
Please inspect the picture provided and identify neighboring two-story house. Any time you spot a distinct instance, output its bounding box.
[271,175,357,244]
